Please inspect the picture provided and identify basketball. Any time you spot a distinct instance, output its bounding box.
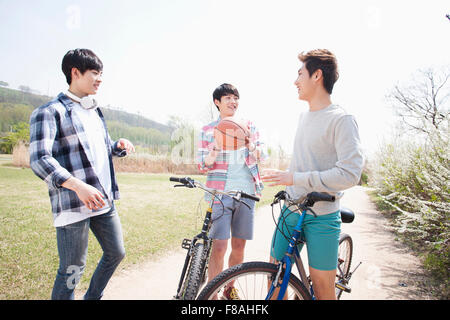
[214,117,250,150]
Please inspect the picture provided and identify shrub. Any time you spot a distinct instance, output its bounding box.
[370,126,449,298]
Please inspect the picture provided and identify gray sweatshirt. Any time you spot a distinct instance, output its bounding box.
[285,104,364,216]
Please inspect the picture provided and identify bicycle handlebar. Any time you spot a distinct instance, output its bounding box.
[272,190,335,217]
[169,176,260,202]
[307,192,335,203]
[169,177,189,184]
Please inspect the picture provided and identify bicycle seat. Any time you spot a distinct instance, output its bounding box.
[340,207,354,223]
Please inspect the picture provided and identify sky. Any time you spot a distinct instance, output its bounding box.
[1,0,449,159]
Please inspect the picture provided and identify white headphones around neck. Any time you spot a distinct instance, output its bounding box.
[66,91,98,110]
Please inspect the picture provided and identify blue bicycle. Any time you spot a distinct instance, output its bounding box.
[197,190,361,300]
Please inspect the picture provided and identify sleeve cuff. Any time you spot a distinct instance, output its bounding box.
[51,168,73,189]
[112,141,127,157]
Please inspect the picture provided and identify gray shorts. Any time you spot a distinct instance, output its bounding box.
[209,195,256,240]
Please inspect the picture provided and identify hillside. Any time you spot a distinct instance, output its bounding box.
[0,86,172,150]
[0,86,52,108]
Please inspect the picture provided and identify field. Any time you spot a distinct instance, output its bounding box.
[0,161,281,299]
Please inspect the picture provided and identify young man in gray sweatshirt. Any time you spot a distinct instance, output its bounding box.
[262,49,364,300]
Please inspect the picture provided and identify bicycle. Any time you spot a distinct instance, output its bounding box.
[170,176,260,300]
[197,190,362,300]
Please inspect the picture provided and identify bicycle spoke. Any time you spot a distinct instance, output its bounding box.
[335,233,353,299]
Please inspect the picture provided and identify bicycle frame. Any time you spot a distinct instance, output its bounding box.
[194,189,360,301]
[267,207,361,300]
[171,176,260,300]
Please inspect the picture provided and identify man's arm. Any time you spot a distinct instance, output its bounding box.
[108,133,134,157]
[61,177,105,210]
[294,115,364,191]
[29,107,72,189]
[29,107,106,210]
[245,121,267,162]
[263,115,364,190]
[197,127,219,172]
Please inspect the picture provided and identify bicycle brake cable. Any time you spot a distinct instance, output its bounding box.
[209,192,225,222]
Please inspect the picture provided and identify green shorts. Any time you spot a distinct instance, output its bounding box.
[270,206,341,271]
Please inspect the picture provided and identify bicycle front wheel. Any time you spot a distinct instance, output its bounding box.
[197,261,311,300]
[180,242,209,300]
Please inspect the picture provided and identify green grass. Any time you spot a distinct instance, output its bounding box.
[0,165,282,299]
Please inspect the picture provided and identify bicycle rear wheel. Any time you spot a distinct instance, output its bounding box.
[197,261,311,300]
[180,242,209,300]
[336,233,353,299]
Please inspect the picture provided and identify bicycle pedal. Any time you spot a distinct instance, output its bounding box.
[181,238,191,250]
[335,282,351,293]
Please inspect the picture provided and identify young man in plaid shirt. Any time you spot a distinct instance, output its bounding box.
[197,83,265,299]
[29,49,134,300]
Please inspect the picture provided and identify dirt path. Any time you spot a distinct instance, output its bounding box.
[80,186,432,300]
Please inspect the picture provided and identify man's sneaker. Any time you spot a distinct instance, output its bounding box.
[221,287,240,300]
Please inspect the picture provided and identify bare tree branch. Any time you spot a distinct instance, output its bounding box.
[387,66,450,135]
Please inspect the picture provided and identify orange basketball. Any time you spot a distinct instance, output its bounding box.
[214,117,250,150]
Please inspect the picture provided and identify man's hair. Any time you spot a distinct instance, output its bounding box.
[298,49,339,94]
[62,48,103,85]
[212,83,240,111]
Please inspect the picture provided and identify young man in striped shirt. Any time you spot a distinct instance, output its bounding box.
[197,83,265,299]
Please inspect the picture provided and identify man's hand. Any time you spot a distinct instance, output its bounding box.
[245,135,262,160]
[117,138,135,153]
[213,128,224,150]
[62,177,106,210]
[261,169,294,187]
[205,140,221,166]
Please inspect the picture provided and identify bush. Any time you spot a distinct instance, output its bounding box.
[370,126,449,299]
[0,122,29,154]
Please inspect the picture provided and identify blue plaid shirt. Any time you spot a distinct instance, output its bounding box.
[29,93,126,222]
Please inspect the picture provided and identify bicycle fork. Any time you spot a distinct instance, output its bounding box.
[266,210,307,300]
[175,206,213,299]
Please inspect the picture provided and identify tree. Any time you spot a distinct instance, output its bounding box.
[168,115,197,164]
[372,67,450,297]
[0,81,8,87]
[18,85,32,93]
[386,66,450,135]
[0,122,30,154]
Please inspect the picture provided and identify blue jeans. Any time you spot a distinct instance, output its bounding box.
[51,206,125,300]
